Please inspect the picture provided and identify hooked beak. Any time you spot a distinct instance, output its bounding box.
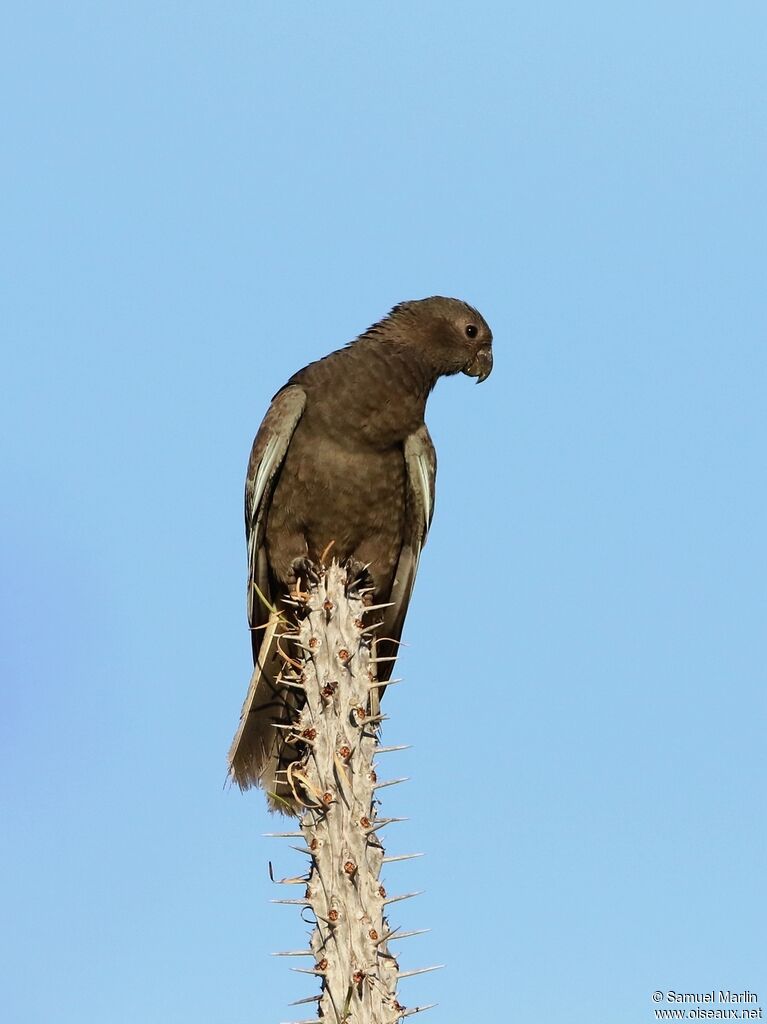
[463,344,493,383]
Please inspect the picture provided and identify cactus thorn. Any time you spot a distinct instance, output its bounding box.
[400,1003,438,1018]
[397,966,444,979]
[364,816,408,834]
[357,712,388,726]
[369,678,403,690]
[386,928,431,942]
[373,776,410,790]
[383,890,424,906]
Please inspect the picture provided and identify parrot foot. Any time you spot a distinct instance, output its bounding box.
[343,557,374,595]
[288,556,320,598]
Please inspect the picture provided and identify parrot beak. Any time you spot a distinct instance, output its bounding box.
[463,345,493,383]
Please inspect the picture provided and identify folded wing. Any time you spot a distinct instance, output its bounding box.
[229,386,306,791]
[376,424,437,685]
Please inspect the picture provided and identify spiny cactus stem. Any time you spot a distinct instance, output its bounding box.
[289,563,413,1024]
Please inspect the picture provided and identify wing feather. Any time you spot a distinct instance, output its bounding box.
[229,385,307,792]
[244,386,306,631]
[378,425,437,682]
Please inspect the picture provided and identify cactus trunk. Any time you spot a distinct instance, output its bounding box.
[269,563,435,1024]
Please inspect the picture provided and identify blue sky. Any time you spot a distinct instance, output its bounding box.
[2,3,765,1022]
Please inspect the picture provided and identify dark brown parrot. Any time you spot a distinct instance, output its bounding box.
[228,296,493,808]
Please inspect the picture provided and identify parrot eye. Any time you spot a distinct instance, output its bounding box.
[465,324,478,339]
